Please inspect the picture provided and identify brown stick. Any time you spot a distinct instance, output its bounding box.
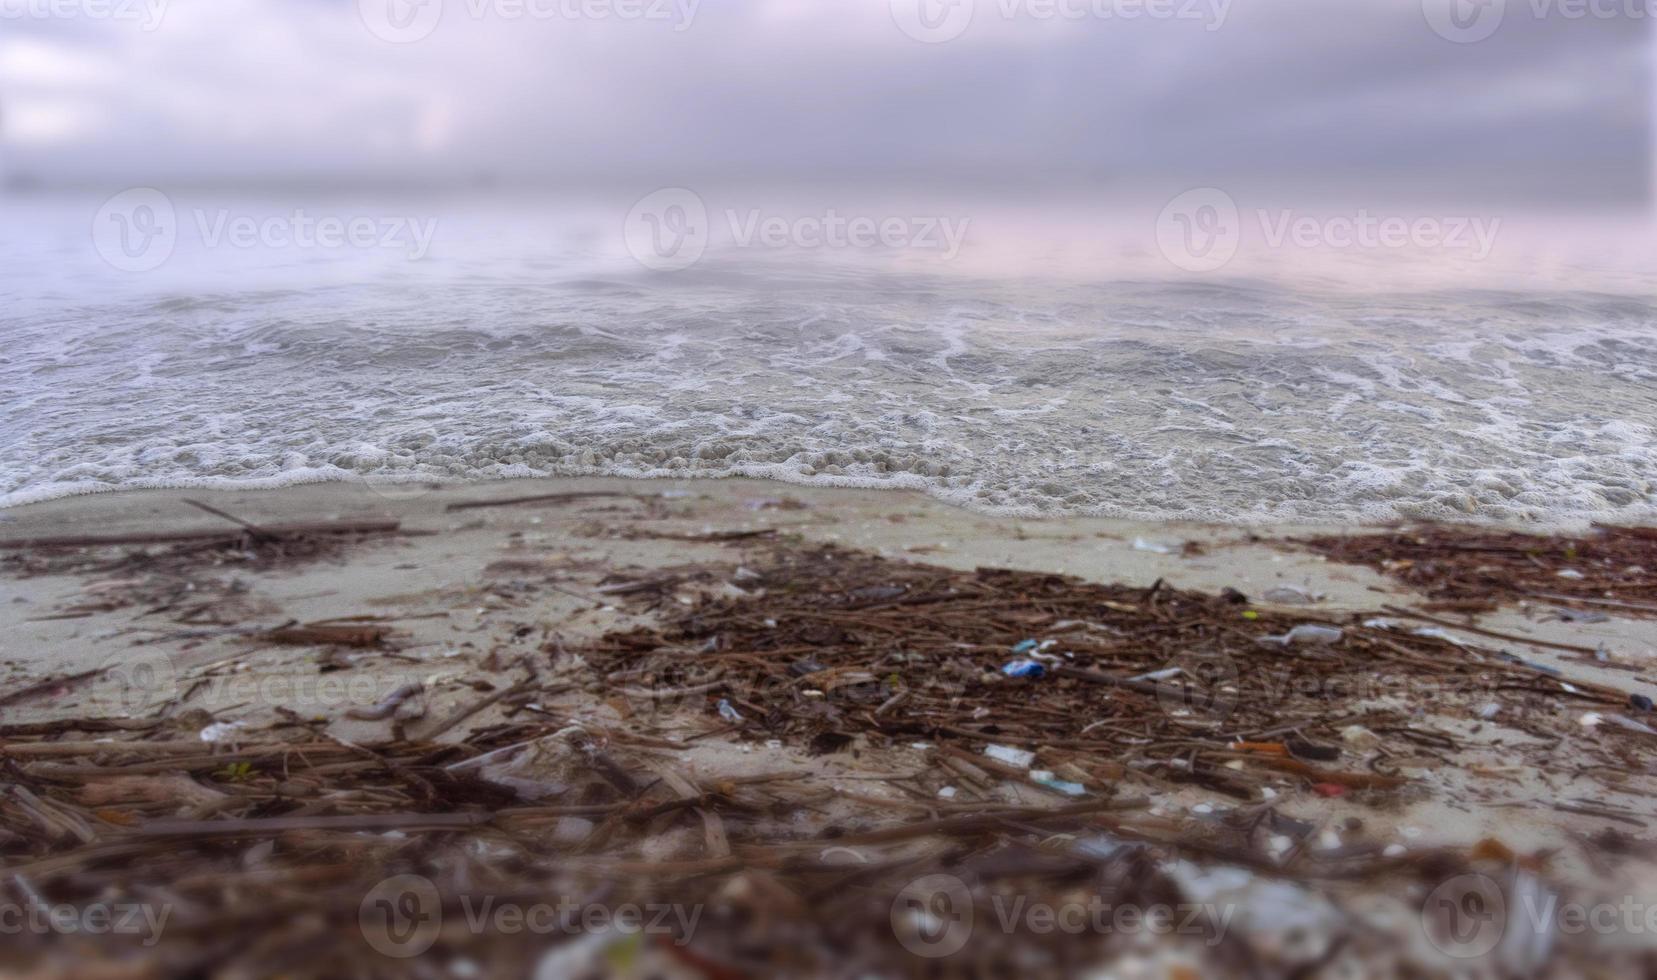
[1051,664,1179,699]
[0,520,405,550]
[181,498,281,541]
[445,491,636,512]
[1382,605,1602,655]
[138,811,492,837]
[0,668,107,708]
[413,674,540,741]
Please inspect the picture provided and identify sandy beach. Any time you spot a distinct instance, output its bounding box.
[3,477,1655,976]
[8,4,1655,976]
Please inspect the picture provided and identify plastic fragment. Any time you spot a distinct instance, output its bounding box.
[1132,537,1176,555]
[1497,651,1562,677]
[1261,624,1344,647]
[716,699,744,723]
[1030,770,1087,796]
[984,744,1036,769]
[1130,667,1183,683]
[552,817,594,844]
[1001,659,1047,679]
[1072,835,1126,860]
[1263,585,1324,605]
[1605,714,1657,736]
[200,722,246,743]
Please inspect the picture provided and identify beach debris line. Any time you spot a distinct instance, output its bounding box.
[0,500,422,623]
[2,531,1654,975]
[1294,523,1657,617]
[583,543,1648,814]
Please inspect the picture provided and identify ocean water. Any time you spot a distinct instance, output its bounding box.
[3,192,1655,526]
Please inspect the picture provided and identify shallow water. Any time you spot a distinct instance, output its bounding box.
[4,193,1655,525]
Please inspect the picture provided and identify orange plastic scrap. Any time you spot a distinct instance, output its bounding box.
[1471,838,1516,863]
[1227,741,1290,757]
[1469,837,1548,872]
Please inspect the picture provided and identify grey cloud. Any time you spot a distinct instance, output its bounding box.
[0,0,1647,204]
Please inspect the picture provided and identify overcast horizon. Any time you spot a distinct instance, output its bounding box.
[0,0,1650,207]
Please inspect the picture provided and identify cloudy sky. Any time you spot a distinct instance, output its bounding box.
[0,0,1649,203]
